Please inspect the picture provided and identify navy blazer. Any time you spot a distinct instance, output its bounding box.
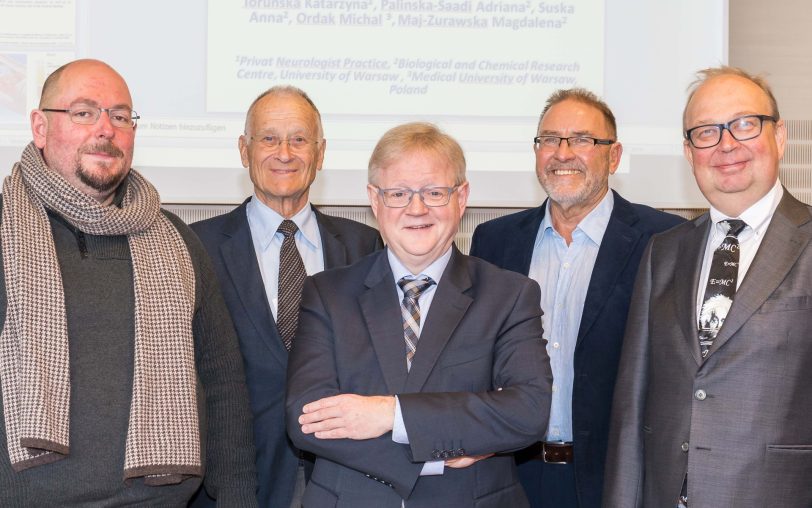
[189,198,382,508]
[469,190,683,508]
[286,247,552,507]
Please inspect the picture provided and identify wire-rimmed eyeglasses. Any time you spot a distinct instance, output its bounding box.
[374,186,458,208]
[42,104,139,129]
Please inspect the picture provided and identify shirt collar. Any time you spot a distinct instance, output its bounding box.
[388,246,453,285]
[246,195,322,252]
[540,189,614,246]
[709,179,783,233]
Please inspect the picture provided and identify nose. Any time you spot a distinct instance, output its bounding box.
[405,192,428,215]
[718,128,741,151]
[553,138,576,160]
[275,140,294,162]
[94,110,116,138]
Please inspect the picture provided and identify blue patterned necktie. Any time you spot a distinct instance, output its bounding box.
[277,220,306,352]
[397,276,435,371]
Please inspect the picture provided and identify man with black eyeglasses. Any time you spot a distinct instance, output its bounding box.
[0,59,257,506]
[286,122,552,507]
[190,86,382,508]
[604,67,812,508]
[470,88,682,508]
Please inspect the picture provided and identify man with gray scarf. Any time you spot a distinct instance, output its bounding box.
[0,59,257,506]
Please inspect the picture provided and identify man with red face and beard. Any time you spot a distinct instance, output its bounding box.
[0,59,257,506]
[470,89,683,508]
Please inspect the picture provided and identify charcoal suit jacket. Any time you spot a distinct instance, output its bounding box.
[604,190,812,507]
[286,247,552,507]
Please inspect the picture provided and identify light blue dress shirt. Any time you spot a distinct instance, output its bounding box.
[529,191,613,442]
[389,247,453,478]
[245,195,325,318]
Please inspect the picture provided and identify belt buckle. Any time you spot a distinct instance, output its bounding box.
[542,441,570,465]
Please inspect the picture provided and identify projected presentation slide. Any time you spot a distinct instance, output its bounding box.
[0,0,726,207]
[207,0,603,116]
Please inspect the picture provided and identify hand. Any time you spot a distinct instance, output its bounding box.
[299,394,396,440]
[444,453,494,469]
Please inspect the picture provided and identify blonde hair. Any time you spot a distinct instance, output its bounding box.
[368,122,466,186]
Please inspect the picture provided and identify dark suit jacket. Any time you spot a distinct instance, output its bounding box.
[285,247,553,508]
[469,191,683,508]
[189,198,382,508]
[604,190,812,508]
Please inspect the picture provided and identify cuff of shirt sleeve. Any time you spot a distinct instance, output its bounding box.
[420,460,444,476]
[392,395,409,444]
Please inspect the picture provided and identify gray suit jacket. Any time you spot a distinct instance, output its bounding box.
[190,199,382,508]
[603,190,812,508]
[286,247,553,508]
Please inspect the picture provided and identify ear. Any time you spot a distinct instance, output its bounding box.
[316,138,327,172]
[608,141,623,175]
[367,184,381,219]
[683,138,695,169]
[455,181,470,217]
[238,135,250,168]
[31,109,49,149]
[774,119,787,160]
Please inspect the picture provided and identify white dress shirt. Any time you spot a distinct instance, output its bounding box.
[245,195,325,318]
[696,180,783,317]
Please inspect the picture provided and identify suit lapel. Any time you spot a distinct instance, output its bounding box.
[675,214,711,366]
[219,200,288,367]
[709,192,812,356]
[577,193,642,342]
[314,207,349,269]
[360,251,410,394]
[405,248,473,393]
[507,204,546,275]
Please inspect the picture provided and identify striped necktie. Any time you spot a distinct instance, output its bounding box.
[397,276,435,370]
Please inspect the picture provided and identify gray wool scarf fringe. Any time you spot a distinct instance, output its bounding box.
[0,142,201,484]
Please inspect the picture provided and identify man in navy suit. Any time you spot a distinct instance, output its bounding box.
[286,122,552,507]
[190,86,382,508]
[470,89,682,508]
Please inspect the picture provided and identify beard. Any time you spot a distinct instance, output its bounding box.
[74,141,129,193]
[538,157,609,210]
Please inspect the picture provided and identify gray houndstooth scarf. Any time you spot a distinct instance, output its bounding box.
[0,142,201,484]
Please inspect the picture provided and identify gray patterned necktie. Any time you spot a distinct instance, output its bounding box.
[277,220,306,352]
[397,276,435,371]
[698,219,747,359]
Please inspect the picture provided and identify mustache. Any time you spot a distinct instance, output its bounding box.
[80,142,124,158]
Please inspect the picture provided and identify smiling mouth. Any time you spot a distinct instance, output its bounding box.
[714,160,748,171]
[405,224,432,230]
[546,166,583,176]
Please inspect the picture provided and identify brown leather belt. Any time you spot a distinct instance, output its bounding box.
[529,441,574,464]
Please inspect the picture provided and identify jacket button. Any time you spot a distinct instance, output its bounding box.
[694,389,707,400]
[681,442,689,452]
